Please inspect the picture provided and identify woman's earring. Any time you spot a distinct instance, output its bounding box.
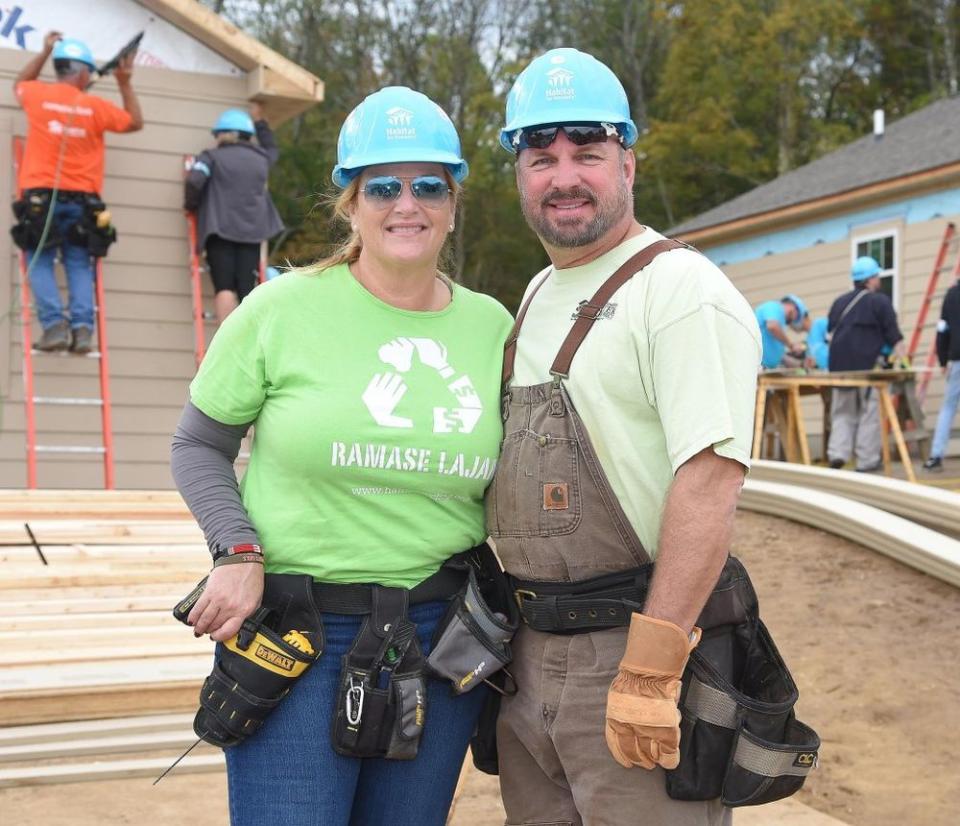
[351,224,358,232]
[448,223,455,232]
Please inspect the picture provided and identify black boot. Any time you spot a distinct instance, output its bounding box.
[70,326,94,355]
[34,320,70,352]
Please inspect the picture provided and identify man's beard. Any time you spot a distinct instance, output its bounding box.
[519,177,631,249]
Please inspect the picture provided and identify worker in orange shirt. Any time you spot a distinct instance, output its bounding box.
[12,32,143,354]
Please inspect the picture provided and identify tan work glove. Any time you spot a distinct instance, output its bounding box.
[605,613,701,770]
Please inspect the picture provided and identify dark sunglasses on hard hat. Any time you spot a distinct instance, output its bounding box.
[361,175,450,209]
[511,122,622,153]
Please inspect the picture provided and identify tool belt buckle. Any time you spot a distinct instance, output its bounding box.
[514,588,537,619]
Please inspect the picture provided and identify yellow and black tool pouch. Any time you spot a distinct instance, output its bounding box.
[66,197,117,258]
[665,559,820,807]
[332,586,427,760]
[174,573,324,748]
[10,190,59,251]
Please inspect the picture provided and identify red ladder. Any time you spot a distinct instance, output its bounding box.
[14,138,115,489]
[908,222,960,404]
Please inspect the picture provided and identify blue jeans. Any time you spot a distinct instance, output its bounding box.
[225,600,488,826]
[931,361,960,458]
[26,200,95,330]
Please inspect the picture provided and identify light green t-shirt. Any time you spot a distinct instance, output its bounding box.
[190,264,513,588]
[511,230,761,559]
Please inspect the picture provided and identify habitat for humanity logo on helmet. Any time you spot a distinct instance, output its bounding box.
[545,56,575,100]
[386,107,416,139]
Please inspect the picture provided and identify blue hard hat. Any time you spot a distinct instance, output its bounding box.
[500,48,639,153]
[852,256,881,282]
[783,294,808,330]
[212,109,255,135]
[52,38,95,69]
[332,87,468,188]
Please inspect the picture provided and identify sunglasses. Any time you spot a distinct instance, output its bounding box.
[360,175,451,209]
[511,122,622,153]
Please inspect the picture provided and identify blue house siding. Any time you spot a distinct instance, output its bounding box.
[696,187,960,266]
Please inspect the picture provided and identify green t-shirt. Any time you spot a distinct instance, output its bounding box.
[190,264,513,588]
[511,230,761,559]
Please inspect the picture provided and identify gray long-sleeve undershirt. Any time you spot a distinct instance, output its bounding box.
[171,401,260,557]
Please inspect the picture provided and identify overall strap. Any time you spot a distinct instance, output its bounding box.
[502,270,551,386]
[551,239,687,377]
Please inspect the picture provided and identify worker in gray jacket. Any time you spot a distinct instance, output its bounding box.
[185,103,284,324]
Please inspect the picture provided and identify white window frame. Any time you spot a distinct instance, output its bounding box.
[851,225,900,310]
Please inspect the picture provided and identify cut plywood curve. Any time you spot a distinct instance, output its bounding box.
[749,460,960,535]
[740,479,960,587]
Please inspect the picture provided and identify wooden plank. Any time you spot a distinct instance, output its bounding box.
[1,640,211,668]
[0,594,184,615]
[0,611,173,631]
[0,730,215,763]
[0,655,210,694]
[0,545,206,562]
[0,520,203,545]
[0,567,203,590]
[0,683,202,727]
[740,479,960,587]
[748,460,960,534]
[0,753,224,787]
[0,714,194,746]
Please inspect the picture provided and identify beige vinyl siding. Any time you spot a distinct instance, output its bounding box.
[716,210,958,446]
[0,49,258,488]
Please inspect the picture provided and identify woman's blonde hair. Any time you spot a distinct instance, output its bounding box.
[300,168,460,275]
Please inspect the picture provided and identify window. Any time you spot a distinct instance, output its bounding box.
[853,232,896,304]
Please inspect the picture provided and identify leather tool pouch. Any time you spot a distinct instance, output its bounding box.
[666,559,820,807]
[10,191,59,251]
[66,197,116,257]
[427,546,519,695]
[173,573,324,748]
[332,586,427,760]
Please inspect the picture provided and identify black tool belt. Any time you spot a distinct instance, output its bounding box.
[498,558,820,807]
[10,188,116,256]
[332,584,428,760]
[24,187,98,204]
[313,555,470,614]
[173,573,325,748]
[510,565,654,634]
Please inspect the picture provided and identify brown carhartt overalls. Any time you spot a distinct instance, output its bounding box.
[487,241,730,826]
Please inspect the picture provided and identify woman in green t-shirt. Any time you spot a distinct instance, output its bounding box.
[171,87,513,825]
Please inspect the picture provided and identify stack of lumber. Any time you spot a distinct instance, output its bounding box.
[0,490,220,786]
[741,462,960,588]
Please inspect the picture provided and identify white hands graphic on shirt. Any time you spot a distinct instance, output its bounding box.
[362,372,414,428]
[361,337,481,432]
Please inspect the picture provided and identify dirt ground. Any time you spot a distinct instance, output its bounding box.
[4,510,959,825]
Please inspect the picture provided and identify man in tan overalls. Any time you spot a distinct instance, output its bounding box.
[488,48,762,825]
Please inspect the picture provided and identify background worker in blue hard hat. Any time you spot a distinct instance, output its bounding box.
[172,85,512,825]
[184,103,284,324]
[487,47,761,825]
[13,31,142,354]
[923,272,960,471]
[754,294,810,369]
[826,255,905,471]
[807,316,830,370]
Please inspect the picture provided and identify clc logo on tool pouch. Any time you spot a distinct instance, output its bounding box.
[361,337,483,434]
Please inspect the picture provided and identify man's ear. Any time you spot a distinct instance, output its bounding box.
[622,146,637,188]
